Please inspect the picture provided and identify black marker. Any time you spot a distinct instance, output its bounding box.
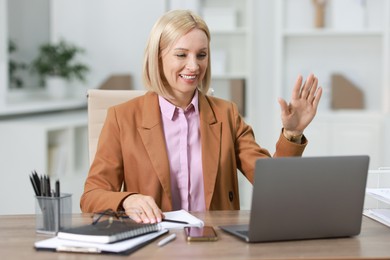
[55,180,60,197]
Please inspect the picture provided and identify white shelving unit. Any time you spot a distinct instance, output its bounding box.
[203,0,253,210]
[202,0,252,117]
[165,0,252,114]
[165,0,254,209]
[275,0,390,169]
[0,110,88,214]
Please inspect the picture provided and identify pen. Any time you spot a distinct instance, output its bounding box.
[30,175,40,196]
[55,180,60,197]
[32,171,41,195]
[40,176,45,197]
[46,176,51,197]
[162,219,189,225]
[157,233,176,247]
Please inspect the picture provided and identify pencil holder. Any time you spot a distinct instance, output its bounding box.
[35,193,72,235]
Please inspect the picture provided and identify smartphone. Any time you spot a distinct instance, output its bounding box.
[184,226,218,241]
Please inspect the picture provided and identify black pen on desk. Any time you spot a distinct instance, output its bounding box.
[162,219,189,225]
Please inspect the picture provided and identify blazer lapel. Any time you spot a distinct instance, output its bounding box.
[198,92,221,209]
[137,92,172,204]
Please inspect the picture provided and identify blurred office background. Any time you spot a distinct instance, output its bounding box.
[1,0,390,214]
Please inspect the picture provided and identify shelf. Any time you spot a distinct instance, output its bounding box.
[0,109,87,130]
[210,27,248,35]
[211,73,247,80]
[0,94,87,117]
[282,29,383,37]
[315,110,384,118]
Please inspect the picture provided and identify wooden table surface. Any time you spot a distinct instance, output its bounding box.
[1,211,390,259]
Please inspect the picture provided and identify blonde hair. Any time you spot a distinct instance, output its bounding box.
[142,10,211,98]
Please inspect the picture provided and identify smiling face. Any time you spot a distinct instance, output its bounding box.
[161,28,209,108]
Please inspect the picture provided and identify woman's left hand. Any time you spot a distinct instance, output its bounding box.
[278,73,322,138]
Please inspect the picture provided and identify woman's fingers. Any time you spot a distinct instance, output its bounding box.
[123,194,163,224]
[139,198,163,223]
[299,74,314,99]
[312,86,323,108]
[308,77,319,103]
[126,207,144,223]
[292,74,303,100]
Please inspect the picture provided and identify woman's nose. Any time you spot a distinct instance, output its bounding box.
[186,57,199,71]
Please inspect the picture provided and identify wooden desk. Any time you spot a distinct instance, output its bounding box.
[1,211,390,259]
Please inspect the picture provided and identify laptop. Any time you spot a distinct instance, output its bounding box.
[220,155,370,243]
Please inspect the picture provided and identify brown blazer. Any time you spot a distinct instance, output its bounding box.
[80,91,307,213]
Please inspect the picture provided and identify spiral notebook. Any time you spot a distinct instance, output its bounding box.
[35,229,168,255]
[57,219,160,244]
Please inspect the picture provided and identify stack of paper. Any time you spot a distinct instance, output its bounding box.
[364,188,390,227]
[35,229,168,255]
[366,188,390,204]
[34,210,203,255]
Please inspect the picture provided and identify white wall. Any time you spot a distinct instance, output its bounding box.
[51,0,165,90]
[251,0,278,149]
[0,0,7,109]
[8,0,50,89]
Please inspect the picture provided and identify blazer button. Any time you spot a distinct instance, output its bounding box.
[229,191,234,202]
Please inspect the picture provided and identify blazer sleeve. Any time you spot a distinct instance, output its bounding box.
[80,107,133,213]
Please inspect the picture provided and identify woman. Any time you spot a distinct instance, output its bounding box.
[80,10,322,224]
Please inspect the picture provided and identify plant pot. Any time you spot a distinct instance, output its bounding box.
[46,76,68,99]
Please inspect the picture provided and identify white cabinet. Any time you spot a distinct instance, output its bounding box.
[0,110,88,214]
[303,113,384,169]
[275,0,390,168]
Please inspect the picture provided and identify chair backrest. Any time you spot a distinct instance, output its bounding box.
[87,89,146,165]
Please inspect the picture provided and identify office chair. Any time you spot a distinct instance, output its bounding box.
[87,89,146,165]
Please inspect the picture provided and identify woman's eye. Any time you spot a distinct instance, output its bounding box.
[197,53,207,59]
[176,53,186,58]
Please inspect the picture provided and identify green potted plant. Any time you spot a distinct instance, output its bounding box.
[8,39,28,89]
[31,39,89,98]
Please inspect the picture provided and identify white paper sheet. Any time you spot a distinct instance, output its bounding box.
[160,209,204,229]
[364,209,390,227]
[366,188,390,204]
